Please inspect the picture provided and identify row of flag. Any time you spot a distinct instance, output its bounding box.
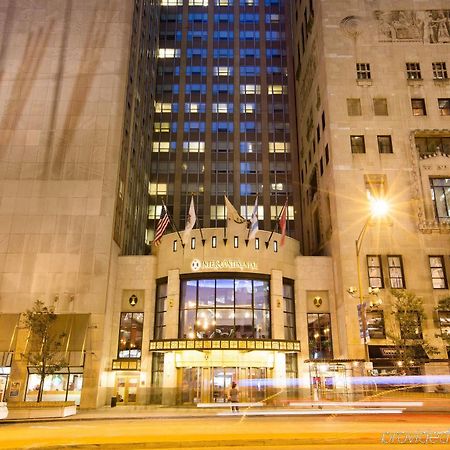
[153,196,287,247]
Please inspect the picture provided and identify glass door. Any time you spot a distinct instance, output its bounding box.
[115,375,139,405]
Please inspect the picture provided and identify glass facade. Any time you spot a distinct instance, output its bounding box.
[307,313,333,359]
[118,312,144,358]
[179,278,270,339]
[148,0,298,243]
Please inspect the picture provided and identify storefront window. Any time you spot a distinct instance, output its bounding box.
[179,278,271,339]
[283,282,296,340]
[26,373,83,405]
[154,283,167,339]
[307,313,333,359]
[118,312,144,358]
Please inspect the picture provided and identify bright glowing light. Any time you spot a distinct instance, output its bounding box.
[370,198,389,218]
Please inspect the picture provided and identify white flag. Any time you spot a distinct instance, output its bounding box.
[224,195,247,235]
[248,197,259,240]
[183,196,196,242]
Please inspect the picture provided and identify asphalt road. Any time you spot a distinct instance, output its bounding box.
[0,413,449,449]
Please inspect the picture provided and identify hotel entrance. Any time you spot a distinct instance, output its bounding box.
[115,375,139,404]
[178,366,270,404]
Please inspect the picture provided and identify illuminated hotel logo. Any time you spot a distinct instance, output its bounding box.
[191,259,258,271]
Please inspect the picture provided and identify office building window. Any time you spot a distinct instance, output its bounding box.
[388,256,405,288]
[429,256,448,289]
[433,62,448,80]
[356,63,371,80]
[347,98,361,116]
[283,283,296,340]
[438,98,450,116]
[154,283,167,340]
[377,135,393,154]
[350,135,366,153]
[307,313,333,359]
[367,255,384,288]
[179,278,270,339]
[118,312,144,358]
[366,311,385,339]
[411,98,426,116]
[430,178,450,222]
[373,98,388,116]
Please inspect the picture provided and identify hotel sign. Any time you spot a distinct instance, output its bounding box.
[191,258,258,271]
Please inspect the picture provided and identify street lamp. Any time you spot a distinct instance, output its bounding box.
[353,197,389,365]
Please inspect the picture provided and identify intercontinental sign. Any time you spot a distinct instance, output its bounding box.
[191,258,258,271]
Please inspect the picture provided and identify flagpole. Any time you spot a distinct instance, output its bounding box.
[193,193,206,246]
[162,198,185,247]
[265,201,285,249]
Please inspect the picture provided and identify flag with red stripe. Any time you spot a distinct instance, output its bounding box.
[153,205,170,246]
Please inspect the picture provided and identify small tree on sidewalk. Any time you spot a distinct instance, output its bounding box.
[23,299,67,402]
[389,290,438,375]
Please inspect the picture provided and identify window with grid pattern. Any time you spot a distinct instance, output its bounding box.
[366,310,385,339]
[367,255,384,288]
[433,62,448,80]
[356,63,371,80]
[406,62,422,80]
[429,256,448,289]
[388,255,405,288]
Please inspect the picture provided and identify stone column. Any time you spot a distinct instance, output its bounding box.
[162,352,177,405]
[270,270,284,340]
[165,270,180,339]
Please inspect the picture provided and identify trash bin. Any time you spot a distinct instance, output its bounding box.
[111,396,117,408]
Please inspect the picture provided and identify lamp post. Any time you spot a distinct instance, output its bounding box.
[353,198,389,366]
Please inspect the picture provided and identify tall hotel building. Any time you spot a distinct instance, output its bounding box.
[0,0,449,410]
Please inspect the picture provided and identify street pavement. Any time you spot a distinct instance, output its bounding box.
[0,410,450,449]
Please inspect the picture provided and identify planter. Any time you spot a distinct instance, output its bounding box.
[5,401,76,420]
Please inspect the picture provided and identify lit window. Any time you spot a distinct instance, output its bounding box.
[270,205,293,220]
[240,205,264,219]
[240,84,261,94]
[185,103,205,113]
[161,0,183,5]
[215,0,231,4]
[377,135,393,154]
[366,311,385,339]
[158,48,180,58]
[430,178,450,222]
[367,255,384,288]
[148,205,162,219]
[388,255,405,289]
[350,135,366,153]
[154,122,170,132]
[189,0,208,5]
[429,256,448,289]
[269,142,290,153]
[152,142,171,152]
[213,66,233,76]
[183,142,205,152]
[270,183,285,192]
[155,103,173,113]
[212,103,233,113]
[268,85,285,95]
[118,312,144,358]
[210,205,226,220]
[266,13,280,23]
[148,183,167,196]
[240,103,256,113]
[411,98,427,116]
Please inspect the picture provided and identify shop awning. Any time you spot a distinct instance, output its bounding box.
[368,345,429,361]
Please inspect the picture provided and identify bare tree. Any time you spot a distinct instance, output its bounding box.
[23,300,67,402]
[389,290,438,375]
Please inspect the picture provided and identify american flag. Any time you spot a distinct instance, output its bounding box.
[153,205,170,246]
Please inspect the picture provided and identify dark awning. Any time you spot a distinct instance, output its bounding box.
[369,345,429,360]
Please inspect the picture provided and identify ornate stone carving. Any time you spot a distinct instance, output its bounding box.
[374,10,450,43]
[340,15,363,38]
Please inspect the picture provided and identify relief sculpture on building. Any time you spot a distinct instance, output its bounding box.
[375,10,450,43]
